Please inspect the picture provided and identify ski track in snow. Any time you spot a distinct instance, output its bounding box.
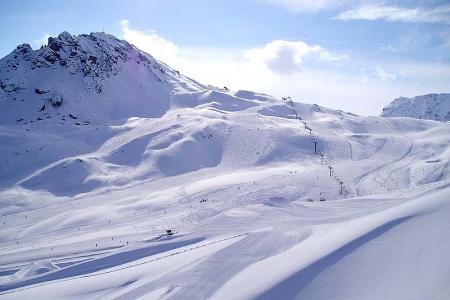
[354,135,414,194]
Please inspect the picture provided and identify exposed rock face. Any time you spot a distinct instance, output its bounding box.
[47,91,63,108]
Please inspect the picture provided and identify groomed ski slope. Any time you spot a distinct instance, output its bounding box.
[0,32,449,299]
[0,184,449,299]
[0,92,449,299]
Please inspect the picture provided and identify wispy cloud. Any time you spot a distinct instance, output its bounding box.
[258,0,347,12]
[374,66,397,81]
[381,44,399,53]
[360,66,397,82]
[336,4,450,24]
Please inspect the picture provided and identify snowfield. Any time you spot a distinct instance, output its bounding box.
[0,32,449,299]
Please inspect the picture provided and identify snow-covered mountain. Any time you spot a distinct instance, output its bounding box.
[381,93,450,121]
[0,31,207,125]
[0,32,449,299]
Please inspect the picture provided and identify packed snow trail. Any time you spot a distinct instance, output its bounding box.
[0,234,246,294]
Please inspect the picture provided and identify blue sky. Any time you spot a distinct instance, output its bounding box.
[1,0,450,115]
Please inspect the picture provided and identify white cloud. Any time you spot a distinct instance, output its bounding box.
[119,20,178,63]
[118,21,450,116]
[336,4,450,24]
[119,21,347,76]
[360,66,397,82]
[246,40,348,74]
[381,44,399,52]
[260,0,347,12]
[32,33,51,49]
[375,66,397,81]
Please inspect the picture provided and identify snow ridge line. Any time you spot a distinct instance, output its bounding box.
[0,233,247,295]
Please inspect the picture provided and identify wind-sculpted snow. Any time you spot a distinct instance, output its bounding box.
[0,32,449,299]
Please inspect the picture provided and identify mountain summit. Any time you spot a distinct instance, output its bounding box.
[0,31,207,125]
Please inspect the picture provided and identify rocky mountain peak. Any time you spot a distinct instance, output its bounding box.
[0,31,205,125]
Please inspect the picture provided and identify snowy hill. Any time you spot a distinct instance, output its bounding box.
[0,32,450,299]
[381,93,450,121]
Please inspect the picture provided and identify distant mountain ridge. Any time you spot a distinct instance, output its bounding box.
[382,93,450,122]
